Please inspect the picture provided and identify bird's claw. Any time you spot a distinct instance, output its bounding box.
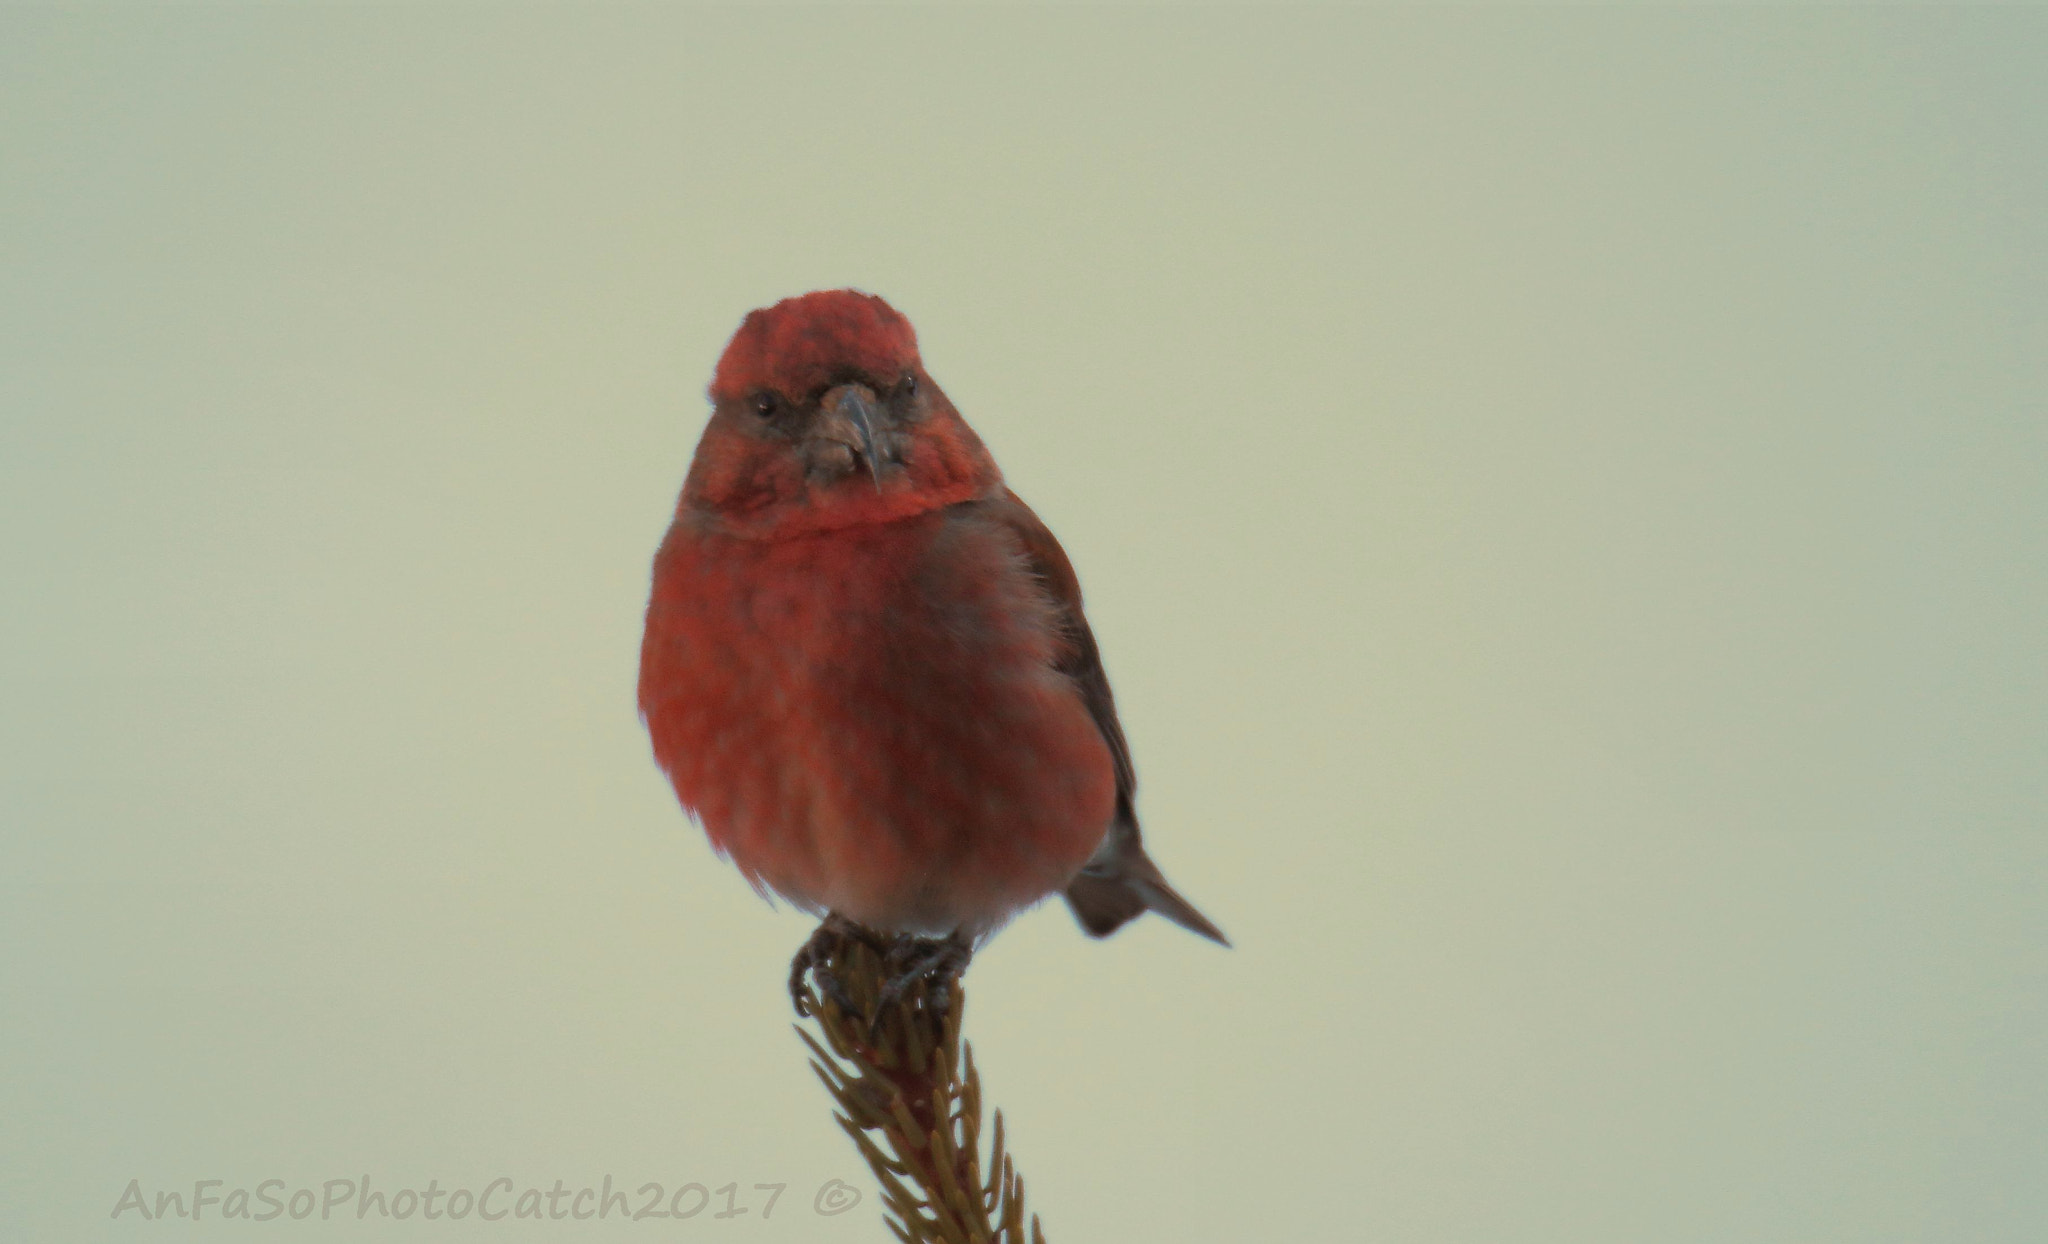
[790,917,972,1027]
[788,913,875,1018]
[872,932,973,1026]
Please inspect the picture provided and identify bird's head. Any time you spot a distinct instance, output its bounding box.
[680,290,1001,537]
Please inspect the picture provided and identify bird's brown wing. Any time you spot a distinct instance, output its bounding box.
[979,488,1228,945]
[983,488,1136,814]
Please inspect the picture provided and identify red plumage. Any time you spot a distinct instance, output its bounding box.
[638,290,1226,947]
[710,289,916,406]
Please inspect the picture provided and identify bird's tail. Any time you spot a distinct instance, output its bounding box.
[1063,831,1229,946]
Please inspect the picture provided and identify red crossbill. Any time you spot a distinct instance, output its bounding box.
[638,290,1226,1006]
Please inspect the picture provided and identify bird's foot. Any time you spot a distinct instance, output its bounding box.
[873,930,973,1025]
[788,913,876,1018]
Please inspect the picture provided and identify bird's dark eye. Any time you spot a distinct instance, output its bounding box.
[899,373,917,398]
[751,392,779,418]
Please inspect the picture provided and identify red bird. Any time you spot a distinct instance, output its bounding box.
[638,290,1226,1005]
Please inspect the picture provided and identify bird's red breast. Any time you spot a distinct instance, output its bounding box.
[639,499,1116,935]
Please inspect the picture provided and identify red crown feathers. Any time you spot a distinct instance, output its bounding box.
[710,289,921,404]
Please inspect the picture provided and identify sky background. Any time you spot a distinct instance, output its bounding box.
[3,5,2044,1242]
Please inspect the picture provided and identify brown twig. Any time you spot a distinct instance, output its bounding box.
[793,927,1046,1244]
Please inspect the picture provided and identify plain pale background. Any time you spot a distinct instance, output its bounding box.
[4,5,2044,1241]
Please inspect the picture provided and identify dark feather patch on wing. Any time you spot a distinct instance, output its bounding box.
[978,488,1138,821]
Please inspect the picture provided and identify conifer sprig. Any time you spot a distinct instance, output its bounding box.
[794,929,1045,1244]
